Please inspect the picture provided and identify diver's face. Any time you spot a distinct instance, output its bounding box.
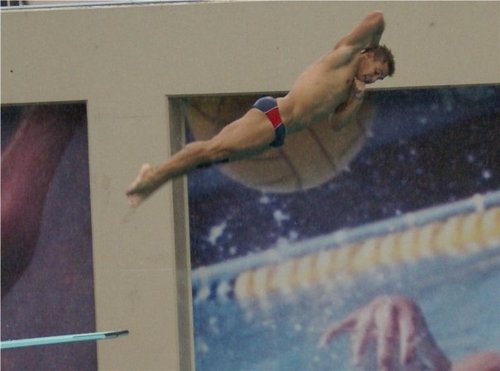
[358,54,388,84]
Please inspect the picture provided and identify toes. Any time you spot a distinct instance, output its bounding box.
[139,163,152,176]
[127,195,142,208]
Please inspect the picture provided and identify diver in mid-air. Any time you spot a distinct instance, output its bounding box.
[126,11,395,207]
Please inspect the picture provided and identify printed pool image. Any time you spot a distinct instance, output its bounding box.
[187,85,499,370]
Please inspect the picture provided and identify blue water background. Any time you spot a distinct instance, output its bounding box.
[188,85,500,370]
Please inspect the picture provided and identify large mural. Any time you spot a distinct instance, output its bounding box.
[187,85,500,370]
[1,104,96,370]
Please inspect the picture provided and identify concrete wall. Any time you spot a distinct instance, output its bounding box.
[2,1,498,369]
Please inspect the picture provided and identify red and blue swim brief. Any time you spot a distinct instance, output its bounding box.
[253,96,286,147]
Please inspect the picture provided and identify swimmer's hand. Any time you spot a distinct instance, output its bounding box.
[319,295,451,371]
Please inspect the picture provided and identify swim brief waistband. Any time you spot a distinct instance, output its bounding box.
[253,96,286,147]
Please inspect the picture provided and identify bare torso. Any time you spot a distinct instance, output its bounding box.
[277,46,360,133]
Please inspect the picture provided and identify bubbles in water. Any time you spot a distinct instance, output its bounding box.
[482,169,492,180]
[196,338,209,354]
[217,281,231,299]
[209,316,220,335]
[259,194,271,204]
[207,221,227,245]
[273,209,290,226]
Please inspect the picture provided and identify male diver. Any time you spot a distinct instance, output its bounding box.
[126,11,395,207]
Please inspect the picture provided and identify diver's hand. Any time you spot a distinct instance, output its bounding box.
[353,78,366,99]
[319,295,451,371]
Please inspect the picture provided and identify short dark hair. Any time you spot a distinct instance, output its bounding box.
[366,45,395,76]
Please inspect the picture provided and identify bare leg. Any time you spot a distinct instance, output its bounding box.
[126,108,275,207]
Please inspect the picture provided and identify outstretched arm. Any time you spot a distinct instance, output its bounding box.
[335,11,385,52]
